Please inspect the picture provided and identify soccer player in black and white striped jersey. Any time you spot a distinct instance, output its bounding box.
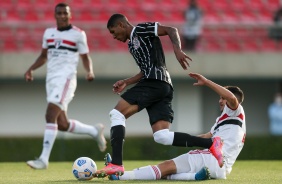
[95,14,223,176]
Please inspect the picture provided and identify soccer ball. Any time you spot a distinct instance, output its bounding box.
[72,157,97,180]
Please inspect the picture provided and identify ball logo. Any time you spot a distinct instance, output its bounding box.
[77,159,87,166]
[132,37,140,49]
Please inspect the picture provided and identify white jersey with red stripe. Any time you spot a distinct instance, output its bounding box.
[42,26,89,80]
[210,104,246,173]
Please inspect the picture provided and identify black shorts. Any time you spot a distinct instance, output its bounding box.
[121,79,174,125]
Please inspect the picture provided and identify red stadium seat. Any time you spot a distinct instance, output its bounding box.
[1,37,20,51]
[214,0,229,12]
[203,10,221,24]
[220,10,241,24]
[261,38,281,51]
[0,0,281,52]
[232,0,247,12]
[242,38,261,52]
[223,38,243,52]
[239,9,258,24]
[258,8,273,24]
[266,0,281,11]
[199,35,224,52]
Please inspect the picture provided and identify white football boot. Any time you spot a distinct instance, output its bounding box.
[94,123,107,152]
[27,158,48,169]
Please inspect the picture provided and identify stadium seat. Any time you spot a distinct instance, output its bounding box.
[266,0,281,11]
[261,38,281,51]
[213,0,229,12]
[258,8,273,24]
[1,0,281,52]
[239,9,258,24]
[220,10,241,24]
[251,26,268,38]
[215,26,234,38]
[1,7,21,22]
[242,38,261,52]
[1,38,20,52]
[223,37,243,52]
[0,0,14,9]
[203,10,221,24]
[200,37,223,52]
[0,26,14,39]
[232,0,247,12]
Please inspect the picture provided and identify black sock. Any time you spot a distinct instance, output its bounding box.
[110,125,125,165]
[172,132,213,148]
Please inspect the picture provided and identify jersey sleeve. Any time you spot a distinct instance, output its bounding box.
[135,22,159,37]
[210,123,217,134]
[225,104,243,117]
[42,29,48,49]
[77,31,89,54]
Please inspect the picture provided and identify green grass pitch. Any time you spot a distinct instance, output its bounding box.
[0,160,281,184]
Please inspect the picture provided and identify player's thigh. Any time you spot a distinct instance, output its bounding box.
[57,111,69,131]
[147,91,174,125]
[121,80,171,109]
[173,150,226,178]
[202,154,227,179]
[45,102,62,122]
[172,151,205,174]
[114,98,139,118]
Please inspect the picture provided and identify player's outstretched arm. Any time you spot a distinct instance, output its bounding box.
[24,49,48,81]
[81,53,94,81]
[189,72,238,109]
[157,23,192,70]
[113,71,143,94]
[197,132,213,138]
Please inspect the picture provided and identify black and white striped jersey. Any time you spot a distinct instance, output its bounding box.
[128,22,172,86]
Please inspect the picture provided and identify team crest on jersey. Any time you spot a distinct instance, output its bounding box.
[54,39,62,48]
[132,37,140,49]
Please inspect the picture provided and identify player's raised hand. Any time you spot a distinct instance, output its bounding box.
[189,72,208,86]
[25,70,33,82]
[113,80,126,95]
[174,49,192,70]
[86,72,94,81]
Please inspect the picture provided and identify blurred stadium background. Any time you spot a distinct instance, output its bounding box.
[1,0,282,161]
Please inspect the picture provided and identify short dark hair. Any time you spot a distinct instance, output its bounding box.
[225,86,244,103]
[107,13,127,28]
[55,3,69,12]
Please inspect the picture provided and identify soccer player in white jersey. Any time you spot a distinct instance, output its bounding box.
[24,3,106,170]
[103,72,246,181]
[96,13,224,176]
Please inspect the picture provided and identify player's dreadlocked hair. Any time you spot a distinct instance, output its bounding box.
[225,86,244,103]
[107,14,128,28]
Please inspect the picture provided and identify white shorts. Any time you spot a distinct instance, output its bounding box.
[46,74,77,111]
[172,149,227,179]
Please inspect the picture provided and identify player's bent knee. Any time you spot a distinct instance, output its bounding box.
[153,129,174,145]
[109,109,126,127]
[57,123,68,131]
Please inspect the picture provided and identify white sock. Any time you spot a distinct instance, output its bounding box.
[119,171,135,180]
[120,165,161,180]
[67,119,98,137]
[167,173,196,180]
[39,123,58,164]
